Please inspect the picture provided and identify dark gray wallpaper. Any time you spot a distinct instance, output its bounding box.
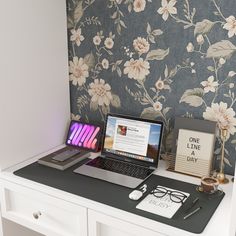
[67,0,236,175]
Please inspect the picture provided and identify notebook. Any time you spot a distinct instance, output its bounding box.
[74,113,164,188]
[38,146,90,170]
[136,185,190,218]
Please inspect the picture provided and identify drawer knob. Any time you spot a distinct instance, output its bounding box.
[33,211,42,219]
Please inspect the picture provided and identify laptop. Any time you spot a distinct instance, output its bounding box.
[74,114,164,188]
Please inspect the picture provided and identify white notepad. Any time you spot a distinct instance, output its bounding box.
[136,186,190,219]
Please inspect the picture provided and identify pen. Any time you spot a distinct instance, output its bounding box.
[185,197,199,212]
[183,206,202,220]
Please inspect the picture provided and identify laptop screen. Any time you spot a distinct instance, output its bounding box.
[102,114,163,166]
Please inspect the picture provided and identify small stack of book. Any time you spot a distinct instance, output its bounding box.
[38,146,90,170]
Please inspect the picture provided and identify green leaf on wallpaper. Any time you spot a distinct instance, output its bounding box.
[135,83,143,89]
[140,107,162,119]
[207,66,215,72]
[206,40,236,58]
[214,147,221,155]
[106,50,113,55]
[224,93,231,98]
[162,107,171,116]
[140,97,149,105]
[147,23,151,34]
[231,140,236,150]
[111,95,121,108]
[224,157,232,167]
[164,65,168,78]
[150,87,157,92]
[74,1,84,23]
[90,101,98,111]
[117,24,122,35]
[148,35,155,44]
[119,10,124,18]
[225,148,229,155]
[169,67,178,78]
[101,105,110,115]
[180,88,204,107]
[111,11,117,19]
[119,20,127,28]
[146,48,169,61]
[194,19,215,36]
[128,4,132,13]
[84,52,95,70]
[152,29,163,36]
[116,67,122,77]
[67,16,74,29]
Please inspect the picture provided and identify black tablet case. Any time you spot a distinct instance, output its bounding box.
[14,160,224,234]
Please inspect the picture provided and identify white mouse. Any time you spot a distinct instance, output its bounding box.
[129,190,143,200]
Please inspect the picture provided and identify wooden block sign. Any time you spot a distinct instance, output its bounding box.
[175,129,215,177]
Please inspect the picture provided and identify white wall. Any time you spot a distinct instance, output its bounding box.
[0,0,70,171]
[0,0,69,235]
[0,216,2,236]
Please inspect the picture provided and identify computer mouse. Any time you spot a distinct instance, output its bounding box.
[129,190,143,200]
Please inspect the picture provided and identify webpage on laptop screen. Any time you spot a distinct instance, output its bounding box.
[104,116,162,163]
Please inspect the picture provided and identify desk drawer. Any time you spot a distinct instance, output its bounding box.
[88,209,165,236]
[0,181,87,236]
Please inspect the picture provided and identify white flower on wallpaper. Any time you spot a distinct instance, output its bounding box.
[124,58,150,81]
[133,37,150,55]
[155,77,170,90]
[200,76,219,93]
[186,42,194,52]
[155,79,165,90]
[203,102,236,139]
[223,16,236,38]
[104,37,114,49]
[69,57,89,86]
[102,58,109,69]
[157,0,177,21]
[70,28,84,47]
[93,35,102,46]
[153,101,163,111]
[196,34,204,45]
[219,57,226,65]
[88,79,113,106]
[133,0,146,13]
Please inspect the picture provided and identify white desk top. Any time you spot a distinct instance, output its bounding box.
[0,145,234,236]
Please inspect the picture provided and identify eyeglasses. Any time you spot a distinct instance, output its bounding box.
[151,186,187,204]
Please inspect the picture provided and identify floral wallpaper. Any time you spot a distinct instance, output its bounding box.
[67,0,236,175]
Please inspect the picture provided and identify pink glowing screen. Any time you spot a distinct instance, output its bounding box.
[66,121,101,151]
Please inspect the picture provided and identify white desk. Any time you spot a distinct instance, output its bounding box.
[0,146,235,236]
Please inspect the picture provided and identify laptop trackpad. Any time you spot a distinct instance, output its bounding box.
[74,165,143,188]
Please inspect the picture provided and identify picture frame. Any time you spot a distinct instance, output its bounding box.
[172,117,217,177]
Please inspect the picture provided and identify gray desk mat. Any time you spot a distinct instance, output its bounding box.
[14,160,224,234]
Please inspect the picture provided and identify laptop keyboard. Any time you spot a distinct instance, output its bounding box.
[86,156,153,179]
